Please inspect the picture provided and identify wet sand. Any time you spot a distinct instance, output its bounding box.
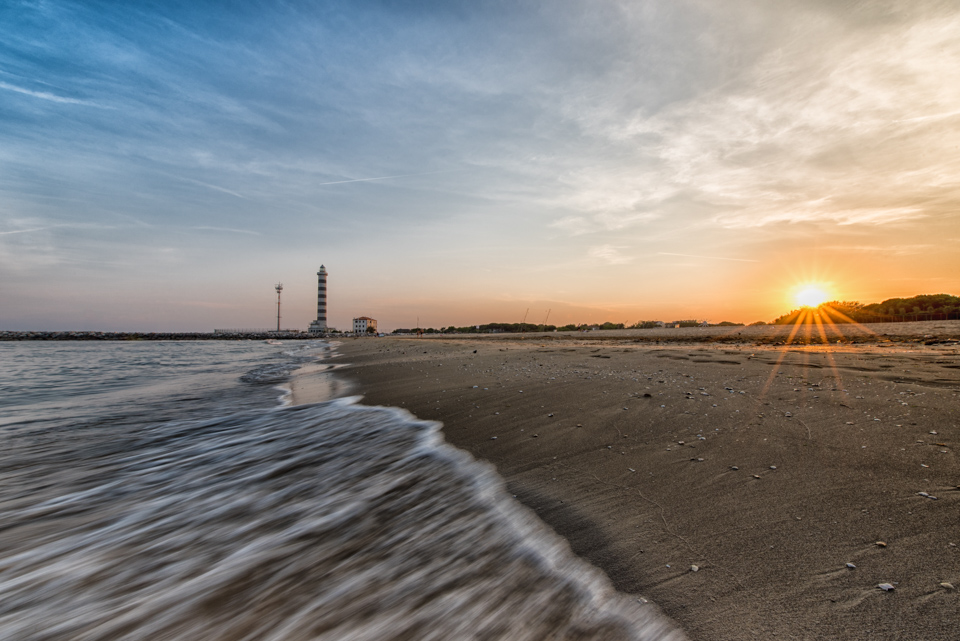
[307,321,960,640]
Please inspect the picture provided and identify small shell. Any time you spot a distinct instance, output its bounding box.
[878,583,895,591]
[876,541,887,548]
[846,563,856,569]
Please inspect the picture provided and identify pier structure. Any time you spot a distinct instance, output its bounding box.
[307,265,328,333]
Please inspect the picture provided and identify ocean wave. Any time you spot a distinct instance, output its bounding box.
[0,399,683,640]
[239,362,302,384]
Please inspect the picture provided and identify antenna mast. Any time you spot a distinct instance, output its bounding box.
[275,283,283,332]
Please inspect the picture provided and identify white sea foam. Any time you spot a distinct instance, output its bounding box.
[0,340,684,640]
[0,397,684,640]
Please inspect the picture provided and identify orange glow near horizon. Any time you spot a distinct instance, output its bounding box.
[794,285,831,308]
[755,300,888,405]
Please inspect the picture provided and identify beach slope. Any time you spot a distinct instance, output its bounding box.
[320,323,960,640]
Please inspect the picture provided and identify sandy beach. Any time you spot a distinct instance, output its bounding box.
[295,321,960,640]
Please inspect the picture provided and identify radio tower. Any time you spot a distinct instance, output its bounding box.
[275,283,283,332]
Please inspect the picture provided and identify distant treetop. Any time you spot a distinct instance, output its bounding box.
[772,294,960,324]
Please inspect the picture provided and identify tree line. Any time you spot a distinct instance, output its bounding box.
[391,320,745,334]
[772,294,960,325]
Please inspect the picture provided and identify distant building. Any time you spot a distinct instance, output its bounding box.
[353,316,377,333]
[308,265,328,333]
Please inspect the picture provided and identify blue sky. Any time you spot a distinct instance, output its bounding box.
[2,0,959,331]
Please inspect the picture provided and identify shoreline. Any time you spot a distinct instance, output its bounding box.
[4,318,960,344]
[0,331,327,341]
[323,321,960,640]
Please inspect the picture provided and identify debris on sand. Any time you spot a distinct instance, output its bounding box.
[878,583,895,591]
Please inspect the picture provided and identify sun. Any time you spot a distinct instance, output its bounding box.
[795,285,830,308]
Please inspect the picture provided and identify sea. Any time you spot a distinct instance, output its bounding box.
[0,340,683,640]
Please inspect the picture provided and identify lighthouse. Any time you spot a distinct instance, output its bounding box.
[307,265,328,333]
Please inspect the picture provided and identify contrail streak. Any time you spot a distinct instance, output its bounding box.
[0,227,53,236]
[0,81,100,106]
[167,175,249,200]
[192,226,261,235]
[314,169,458,186]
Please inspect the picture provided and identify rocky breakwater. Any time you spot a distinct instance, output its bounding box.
[0,331,325,341]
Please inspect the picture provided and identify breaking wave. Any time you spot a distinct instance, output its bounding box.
[0,398,684,640]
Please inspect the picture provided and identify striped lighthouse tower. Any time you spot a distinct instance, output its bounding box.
[307,265,328,333]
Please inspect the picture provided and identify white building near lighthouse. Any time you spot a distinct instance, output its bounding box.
[352,316,377,334]
[307,265,328,333]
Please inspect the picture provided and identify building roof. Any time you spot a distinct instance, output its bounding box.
[354,316,376,321]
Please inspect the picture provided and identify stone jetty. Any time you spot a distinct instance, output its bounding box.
[0,331,328,341]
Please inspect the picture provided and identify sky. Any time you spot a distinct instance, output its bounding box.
[1,0,958,332]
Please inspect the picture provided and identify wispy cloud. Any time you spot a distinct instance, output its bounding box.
[165,175,249,200]
[588,244,633,265]
[312,169,460,186]
[0,223,116,236]
[1,1,956,330]
[658,252,758,263]
[893,109,960,124]
[547,6,960,233]
[191,226,261,235]
[550,216,592,236]
[0,226,56,236]
[822,244,932,255]
[0,80,100,106]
